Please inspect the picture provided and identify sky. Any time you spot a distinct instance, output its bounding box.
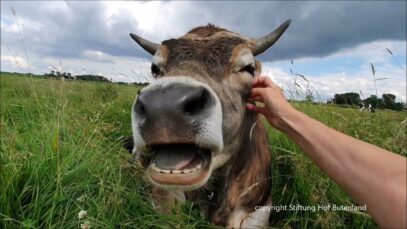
[1,1,406,102]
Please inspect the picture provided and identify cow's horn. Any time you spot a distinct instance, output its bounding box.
[130,33,159,55]
[252,19,291,56]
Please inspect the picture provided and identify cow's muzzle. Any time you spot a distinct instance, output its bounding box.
[131,77,223,190]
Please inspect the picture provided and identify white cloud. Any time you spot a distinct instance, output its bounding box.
[101,1,200,40]
[1,14,43,34]
[1,54,28,69]
[331,40,406,65]
[1,50,153,83]
[40,55,152,83]
[262,65,406,103]
[0,1,405,101]
[263,40,406,102]
[81,50,115,63]
[1,20,19,33]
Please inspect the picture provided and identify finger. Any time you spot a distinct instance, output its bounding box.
[252,76,262,85]
[252,76,270,87]
[252,76,260,85]
[260,77,276,88]
[246,103,266,115]
[247,96,263,102]
[253,76,277,88]
[252,76,266,87]
[250,87,267,98]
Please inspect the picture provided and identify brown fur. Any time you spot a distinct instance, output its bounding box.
[187,24,228,37]
[210,112,271,225]
[162,37,245,80]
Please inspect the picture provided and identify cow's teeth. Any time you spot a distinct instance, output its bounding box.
[182,169,192,174]
[161,169,171,174]
[151,163,163,173]
[151,163,160,171]
[172,170,182,174]
[151,163,202,174]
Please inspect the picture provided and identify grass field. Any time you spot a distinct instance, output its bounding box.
[1,72,406,228]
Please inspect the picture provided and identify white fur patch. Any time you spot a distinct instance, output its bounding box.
[211,151,233,170]
[228,201,272,228]
[240,208,271,228]
[234,49,255,72]
[152,48,165,67]
[131,101,146,155]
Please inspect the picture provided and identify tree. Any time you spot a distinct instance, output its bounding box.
[344,92,361,105]
[75,74,110,82]
[333,92,361,105]
[393,102,405,111]
[363,95,384,109]
[305,94,314,103]
[334,94,346,104]
[382,94,396,109]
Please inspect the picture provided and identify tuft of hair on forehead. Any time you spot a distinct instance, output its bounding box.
[187,24,229,38]
[182,24,255,47]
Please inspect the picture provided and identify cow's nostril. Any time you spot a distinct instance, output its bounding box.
[134,97,146,117]
[183,88,210,115]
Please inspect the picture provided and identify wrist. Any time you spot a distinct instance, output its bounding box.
[274,106,302,133]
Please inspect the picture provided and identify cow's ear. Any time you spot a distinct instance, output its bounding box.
[254,61,262,78]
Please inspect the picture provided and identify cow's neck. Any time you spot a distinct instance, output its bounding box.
[207,111,264,216]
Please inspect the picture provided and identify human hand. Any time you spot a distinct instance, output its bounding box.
[246,76,296,131]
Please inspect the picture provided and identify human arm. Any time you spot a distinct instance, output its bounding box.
[246,77,407,228]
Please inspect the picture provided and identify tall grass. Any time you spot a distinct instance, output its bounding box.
[0,74,212,228]
[10,7,31,73]
[1,73,405,228]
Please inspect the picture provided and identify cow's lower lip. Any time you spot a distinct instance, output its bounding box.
[147,144,211,187]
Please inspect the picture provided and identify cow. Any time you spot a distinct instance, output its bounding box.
[129,20,291,228]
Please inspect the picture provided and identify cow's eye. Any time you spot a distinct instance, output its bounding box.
[239,64,255,76]
[151,64,161,77]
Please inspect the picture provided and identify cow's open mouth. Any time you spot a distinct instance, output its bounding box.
[147,144,211,187]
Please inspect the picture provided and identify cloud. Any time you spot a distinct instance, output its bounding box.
[264,65,406,103]
[1,1,405,61]
[0,1,405,100]
[41,54,152,83]
[262,40,406,102]
[1,54,28,70]
[169,1,406,61]
[81,50,115,63]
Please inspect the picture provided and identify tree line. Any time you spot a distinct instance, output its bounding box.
[43,71,151,85]
[327,92,405,111]
[44,70,110,82]
[5,71,406,111]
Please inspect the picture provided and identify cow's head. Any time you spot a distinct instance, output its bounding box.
[131,20,290,190]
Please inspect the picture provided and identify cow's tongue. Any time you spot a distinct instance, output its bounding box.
[154,149,197,170]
